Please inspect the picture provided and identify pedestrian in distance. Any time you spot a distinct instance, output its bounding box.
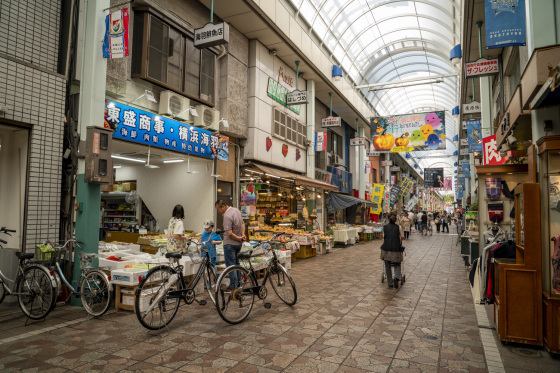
[215,200,246,289]
[421,211,428,235]
[380,212,405,289]
[400,212,411,240]
[200,219,222,266]
[442,213,449,233]
[434,211,441,233]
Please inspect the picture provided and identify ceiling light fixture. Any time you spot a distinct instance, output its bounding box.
[163,159,185,163]
[111,155,146,163]
[368,79,443,92]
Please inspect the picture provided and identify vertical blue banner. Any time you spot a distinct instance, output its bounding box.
[462,162,471,179]
[485,0,526,49]
[466,119,483,153]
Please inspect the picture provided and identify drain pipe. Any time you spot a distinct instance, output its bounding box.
[217,45,227,60]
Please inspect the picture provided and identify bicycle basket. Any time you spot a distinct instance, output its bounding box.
[35,242,60,267]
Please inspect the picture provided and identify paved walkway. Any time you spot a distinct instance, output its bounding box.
[0,232,557,372]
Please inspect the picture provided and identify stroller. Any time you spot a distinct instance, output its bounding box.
[381,249,406,285]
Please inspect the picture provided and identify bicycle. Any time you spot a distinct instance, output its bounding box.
[47,239,113,317]
[214,232,297,325]
[0,227,57,320]
[134,231,223,330]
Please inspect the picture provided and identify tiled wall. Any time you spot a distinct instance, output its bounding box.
[0,0,65,251]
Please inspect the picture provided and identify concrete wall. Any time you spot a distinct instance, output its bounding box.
[0,0,65,252]
[246,40,307,172]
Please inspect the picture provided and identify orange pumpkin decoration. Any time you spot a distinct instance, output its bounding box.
[373,133,395,150]
[375,125,384,134]
[395,135,409,147]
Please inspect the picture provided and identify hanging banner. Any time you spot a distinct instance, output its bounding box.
[485,0,526,49]
[462,161,471,178]
[429,177,453,191]
[383,190,391,213]
[406,196,418,211]
[390,185,401,205]
[370,111,445,152]
[424,168,444,189]
[103,8,130,59]
[483,134,511,165]
[315,132,327,151]
[365,161,372,175]
[267,78,301,114]
[399,177,414,197]
[105,101,229,161]
[466,119,483,153]
[371,184,384,215]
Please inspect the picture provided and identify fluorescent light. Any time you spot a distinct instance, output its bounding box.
[163,159,185,163]
[111,155,146,163]
[113,165,122,169]
[107,102,115,108]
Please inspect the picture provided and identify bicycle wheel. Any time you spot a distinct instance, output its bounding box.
[16,265,56,320]
[0,278,6,304]
[80,270,112,317]
[203,264,218,305]
[269,263,297,306]
[135,266,180,330]
[215,265,256,324]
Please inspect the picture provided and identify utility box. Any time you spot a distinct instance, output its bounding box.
[85,126,113,184]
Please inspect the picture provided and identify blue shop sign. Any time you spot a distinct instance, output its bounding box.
[466,119,483,153]
[485,0,526,49]
[104,101,229,161]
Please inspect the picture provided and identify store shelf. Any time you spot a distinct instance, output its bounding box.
[105,221,138,225]
[104,209,135,212]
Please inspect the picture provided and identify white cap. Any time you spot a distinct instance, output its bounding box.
[203,219,214,229]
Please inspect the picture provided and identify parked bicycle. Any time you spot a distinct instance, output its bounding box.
[47,239,112,317]
[134,231,223,330]
[0,227,57,320]
[215,232,297,325]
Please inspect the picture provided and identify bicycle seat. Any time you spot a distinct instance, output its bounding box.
[238,250,252,260]
[16,252,34,260]
[165,252,182,259]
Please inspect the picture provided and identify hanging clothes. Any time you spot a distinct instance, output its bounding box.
[485,240,516,302]
[552,234,560,295]
[479,226,507,302]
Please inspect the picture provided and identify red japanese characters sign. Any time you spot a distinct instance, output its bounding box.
[483,135,510,165]
[465,59,499,78]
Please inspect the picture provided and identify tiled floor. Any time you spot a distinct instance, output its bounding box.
[0,232,557,372]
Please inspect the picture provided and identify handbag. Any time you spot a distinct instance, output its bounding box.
[434,218,440,224]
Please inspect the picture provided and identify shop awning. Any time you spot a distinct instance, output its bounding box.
[327,192,376,214]
[250,163,338,192]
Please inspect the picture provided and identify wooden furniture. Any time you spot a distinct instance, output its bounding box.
[114,283,136,312]
[494,183,542,346]
[537,136,560,354]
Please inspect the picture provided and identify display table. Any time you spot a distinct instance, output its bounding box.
[333,228,359,245]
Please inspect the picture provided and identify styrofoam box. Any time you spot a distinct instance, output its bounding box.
[348,238,356,245]
[179,256,201,276]
[122,286,159,308]
[111,267,150,285]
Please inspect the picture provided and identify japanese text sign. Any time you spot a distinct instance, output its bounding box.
[267,78,301,115]
[371,184,384,215]
[286,90,308,105]
[383,191,391,213]
[381,161,393,167]
[350,137,366,146]
[315,132,327,151]
[194,22,230,48]
[104,101,229,161]
[399,177,414,197]
[390,185,401,205]
[371,111,445,152]
[466,119,483,153]
[465,59,499,78]
[321,116,341,128]
[406,196,418,211]
[485,0,526,49]
[462,101,481,114]
[103,8,129,59]
[483,135,510,165]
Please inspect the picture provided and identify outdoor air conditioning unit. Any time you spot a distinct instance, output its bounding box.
[194,105,220,130]
[159,91,190,121]
[330,154,343,166]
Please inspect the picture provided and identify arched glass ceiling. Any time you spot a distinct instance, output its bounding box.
[289,0,460,190]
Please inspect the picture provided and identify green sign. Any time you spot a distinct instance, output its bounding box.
[267,78,301,115]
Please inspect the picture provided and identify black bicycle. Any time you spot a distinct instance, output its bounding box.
[215,232,297,324]
[134,231,223,330]
[0,227,57,320]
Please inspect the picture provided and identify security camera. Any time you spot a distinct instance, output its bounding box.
[304,139,312,147]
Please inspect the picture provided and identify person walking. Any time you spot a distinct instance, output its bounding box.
[412,212,418,232]
[434,211,441,233]
[401,212,411,240]
[417,212,423,233]
[215,200,246,289]
[442,213,449,233]
[381,212,405,289]
[421,211,428,235]
[167,205,193,253]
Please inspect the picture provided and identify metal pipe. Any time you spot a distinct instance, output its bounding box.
[295,61,300,90]
[329,92,333,117]
[210,0,214,23]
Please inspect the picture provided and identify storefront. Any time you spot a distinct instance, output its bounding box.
[101,100,231,243]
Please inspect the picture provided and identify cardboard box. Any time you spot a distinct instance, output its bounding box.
[113,184,123,192]
[138,236,156,245]
[122,182,137,191]
[101,184,113,192]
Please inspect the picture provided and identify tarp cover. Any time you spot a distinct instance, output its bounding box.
[327,193,375,214]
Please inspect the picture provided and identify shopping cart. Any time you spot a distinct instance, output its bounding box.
[381,250,406,285]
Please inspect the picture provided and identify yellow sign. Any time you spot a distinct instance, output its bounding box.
[371,184,384,215]
[391,146,415,152]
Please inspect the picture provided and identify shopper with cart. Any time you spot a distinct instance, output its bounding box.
[380,212,404,289]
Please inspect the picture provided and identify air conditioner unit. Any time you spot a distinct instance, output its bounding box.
[194,105,220,130]
[159,91,190,121]
[330,154,343,166]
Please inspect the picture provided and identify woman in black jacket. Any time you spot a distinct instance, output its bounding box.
[381,212,404,289]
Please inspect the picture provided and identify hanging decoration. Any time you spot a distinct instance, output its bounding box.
[282,144,288,157]
[103,8,129,59]
[296,149,301,161]
[266,137,272,152]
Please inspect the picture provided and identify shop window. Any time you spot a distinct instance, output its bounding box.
[272,107,306,147]
[329,131,343,157]
[132,12,215,105]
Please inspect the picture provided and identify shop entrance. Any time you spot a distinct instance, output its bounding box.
[0,124,29,285]
[216,181,233,230]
